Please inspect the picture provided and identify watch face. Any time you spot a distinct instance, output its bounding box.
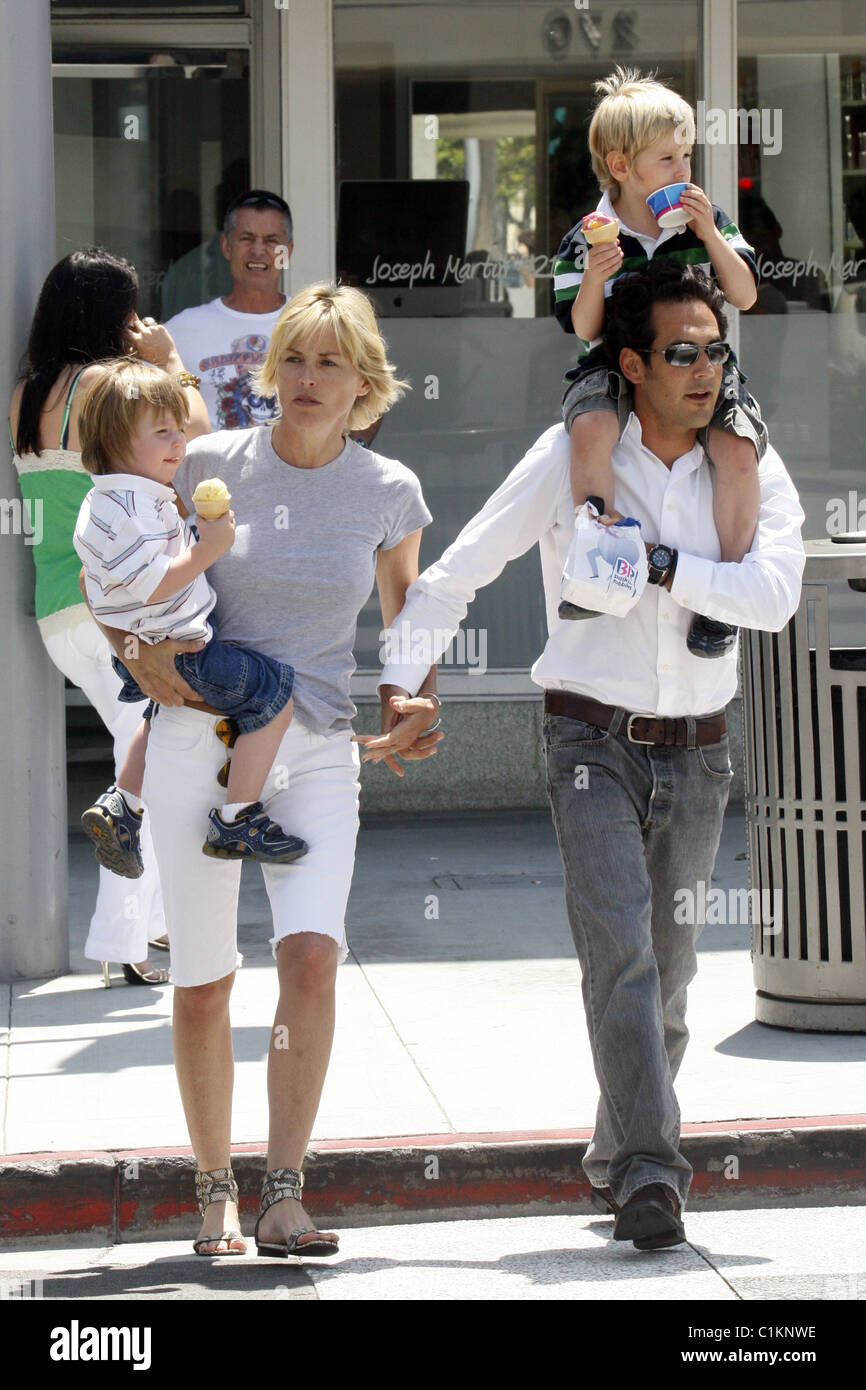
[650,546,673,570]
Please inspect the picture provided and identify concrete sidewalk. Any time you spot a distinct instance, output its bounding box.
[2,807,865,1241]
[3,1206,866,1302]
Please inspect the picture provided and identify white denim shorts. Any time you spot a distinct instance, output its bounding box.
[142,704,361,988]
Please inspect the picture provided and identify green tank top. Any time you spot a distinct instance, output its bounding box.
[10,369,94,621]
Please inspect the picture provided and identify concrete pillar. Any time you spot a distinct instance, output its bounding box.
[281,0,335,291]
[0,0,68,980]
[701,0,740,358]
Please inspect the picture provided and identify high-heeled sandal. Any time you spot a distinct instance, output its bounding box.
[254,1167,339,1258]
[192,1167,246,1257]
[101,962,170,987]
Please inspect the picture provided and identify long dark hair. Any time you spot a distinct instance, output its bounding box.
[15,248,138,456]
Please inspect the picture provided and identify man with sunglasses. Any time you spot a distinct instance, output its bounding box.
[165,190,294,431]
[370,260,806,1251]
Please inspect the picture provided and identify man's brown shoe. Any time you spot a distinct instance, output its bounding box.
[589,1186,619,1217]
[613,1182,686,1250]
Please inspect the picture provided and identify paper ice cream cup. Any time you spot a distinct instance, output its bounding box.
[646,182,690,229]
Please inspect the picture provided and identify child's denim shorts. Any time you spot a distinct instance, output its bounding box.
[112,621,294,735]
[561,343,768,462]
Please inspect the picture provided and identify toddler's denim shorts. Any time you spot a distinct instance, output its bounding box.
[112,621,294,735]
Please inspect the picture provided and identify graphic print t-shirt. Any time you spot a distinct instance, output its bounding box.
[165,297,284,430]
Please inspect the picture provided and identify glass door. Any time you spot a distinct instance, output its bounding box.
[738,0,866,644]
[52,43,250,319]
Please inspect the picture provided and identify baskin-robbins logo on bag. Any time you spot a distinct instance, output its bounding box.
[613,555,637,588]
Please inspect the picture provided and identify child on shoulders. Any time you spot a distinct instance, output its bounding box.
[552,66,766,657]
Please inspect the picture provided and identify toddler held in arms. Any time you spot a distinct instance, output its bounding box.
[73,360,306,876]
[553,66,766,657]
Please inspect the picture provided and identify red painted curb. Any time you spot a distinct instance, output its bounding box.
[2,1121,865,1242]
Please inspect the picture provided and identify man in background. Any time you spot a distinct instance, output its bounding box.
[165,189,292,430]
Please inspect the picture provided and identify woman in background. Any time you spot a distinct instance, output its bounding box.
[9,247,210,985]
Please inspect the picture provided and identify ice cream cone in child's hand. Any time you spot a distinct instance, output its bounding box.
[581,212,620,245]
[192,478,232,519]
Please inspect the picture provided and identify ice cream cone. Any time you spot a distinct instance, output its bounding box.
[192,478,232,519]
[582,213,620,245]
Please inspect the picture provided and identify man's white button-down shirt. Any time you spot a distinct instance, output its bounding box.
[378,414,806,717]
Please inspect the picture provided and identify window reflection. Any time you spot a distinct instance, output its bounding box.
[335,0,700,670]
[52,47,249,319]
[739,191,831,314]
[738,1,866,645]
[51,1,245,10]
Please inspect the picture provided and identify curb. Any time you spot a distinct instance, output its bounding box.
[2,1118,865,1244]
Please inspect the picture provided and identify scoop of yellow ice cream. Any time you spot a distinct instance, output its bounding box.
[582,213,620,245]
[192,478,232,519]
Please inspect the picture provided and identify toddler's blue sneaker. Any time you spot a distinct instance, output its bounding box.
[687,614,738,658]
[202,802,308,864]
[558,599,601,620]
[81,787,144,879]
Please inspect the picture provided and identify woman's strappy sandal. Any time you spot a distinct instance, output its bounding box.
[192,1167,247,1257]
[254,1167,340,1259]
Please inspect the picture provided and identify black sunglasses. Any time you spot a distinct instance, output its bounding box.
[641,341,731,367]
[224,189,291,218]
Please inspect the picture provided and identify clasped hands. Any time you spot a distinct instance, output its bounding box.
[114,646,443,776]
[352,686,444,778]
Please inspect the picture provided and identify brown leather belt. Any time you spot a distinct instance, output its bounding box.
[543,691,727,747]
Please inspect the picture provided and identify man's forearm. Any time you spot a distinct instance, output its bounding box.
[379,665,438,703]
[416,666,438,699]
[641,456,805,629]
[379,435,560,695]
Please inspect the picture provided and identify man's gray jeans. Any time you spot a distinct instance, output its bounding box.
[543,710,733,1207]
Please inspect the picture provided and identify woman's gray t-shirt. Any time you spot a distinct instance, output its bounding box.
[175,426,432,733]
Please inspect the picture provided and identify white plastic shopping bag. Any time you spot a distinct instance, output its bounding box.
[560,501,648,618]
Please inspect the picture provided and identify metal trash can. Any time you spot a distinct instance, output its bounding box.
[742,538,866,1031]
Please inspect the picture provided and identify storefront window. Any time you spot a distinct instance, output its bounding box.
[52,46,249,320]
[335,0,700,670]
[738,0,866,643]
[51,2,246,11]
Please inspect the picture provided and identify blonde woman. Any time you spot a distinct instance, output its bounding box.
[94,284,441,1257]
